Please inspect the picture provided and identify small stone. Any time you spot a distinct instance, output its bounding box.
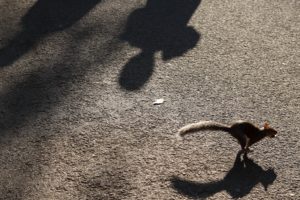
[153,98,165,105]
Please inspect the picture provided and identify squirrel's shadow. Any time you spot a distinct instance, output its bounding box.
[171,152,277,199]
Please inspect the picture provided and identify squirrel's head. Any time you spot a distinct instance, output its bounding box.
[263,122,277,138]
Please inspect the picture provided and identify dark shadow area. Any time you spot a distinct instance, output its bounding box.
[0,63,73,132]
[171,152,277,199]
[119,0,201,90]
[0,1,126,199]
[0,35,122,200]
[81,171,131,199]
[0,0,101,67]
[0,37,120,136]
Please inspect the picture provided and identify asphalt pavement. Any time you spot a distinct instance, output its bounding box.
[0,0,299,199]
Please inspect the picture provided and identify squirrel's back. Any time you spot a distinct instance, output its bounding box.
[178,120,230,137]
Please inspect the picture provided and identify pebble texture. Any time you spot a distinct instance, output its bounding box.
[0,0,299,199]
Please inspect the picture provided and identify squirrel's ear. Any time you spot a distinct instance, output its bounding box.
[264,122,270,129]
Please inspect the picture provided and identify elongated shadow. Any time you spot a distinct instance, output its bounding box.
[119,0,201,90]
[0,0,101,67]
[171,152,277,199]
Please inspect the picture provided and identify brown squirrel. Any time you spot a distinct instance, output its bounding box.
[177,120,277,153]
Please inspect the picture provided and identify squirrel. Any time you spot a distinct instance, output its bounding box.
[177,120,277,153]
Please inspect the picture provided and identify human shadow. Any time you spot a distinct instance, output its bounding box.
[119,0,201,90]
[171,152,277,199]
[0,0,101,67]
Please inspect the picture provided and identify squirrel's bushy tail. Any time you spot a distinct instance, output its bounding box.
[178,121,231,137]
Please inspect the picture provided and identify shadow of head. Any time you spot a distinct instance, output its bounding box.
[261,168,277,190]
[171,153,277,199]
[118,0,201,90]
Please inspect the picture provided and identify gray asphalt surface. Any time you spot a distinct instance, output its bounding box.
[0,0,299,199]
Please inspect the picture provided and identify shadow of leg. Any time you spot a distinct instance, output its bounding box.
[0,32,35,67]
[118,50,155,91]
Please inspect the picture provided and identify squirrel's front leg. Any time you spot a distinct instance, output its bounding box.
[242,138,253,154]
[240,148,252,154]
